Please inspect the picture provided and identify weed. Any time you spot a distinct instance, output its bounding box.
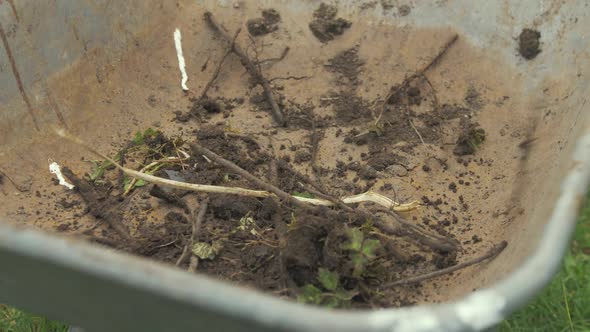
[297,269,356,308]
[341,227,381,278]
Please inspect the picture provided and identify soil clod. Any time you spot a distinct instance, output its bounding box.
[247,9,281,36]
[518,28,541,60]
[309,3,352,42]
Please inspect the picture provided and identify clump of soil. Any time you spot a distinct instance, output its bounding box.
[175,97,223,122]
[518,28,541,60]
[247,9,281,36]
[454,124,486,156]
[398,5,411,16]
[309,3,352,42]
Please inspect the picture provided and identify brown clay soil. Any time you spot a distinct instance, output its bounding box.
[0,2,533,308]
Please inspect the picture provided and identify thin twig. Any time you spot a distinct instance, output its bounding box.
[204,12,286,126]
[269,75,311,82]
[383,241,507,287]
[376,34,458,125]
[409,118,426,145]
[188,256,199,272]
[200,28,242,100]
[176,200,209,267]
[376,209,457,253]
[0,168,26,192]
[257,46,290,65]
[191,142,304,207]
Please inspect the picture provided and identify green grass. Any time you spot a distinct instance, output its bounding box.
[1,195,589,332]
[501,192,590,332]
[0,305,68,332]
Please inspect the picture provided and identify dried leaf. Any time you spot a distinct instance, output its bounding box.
[192,242,217,260]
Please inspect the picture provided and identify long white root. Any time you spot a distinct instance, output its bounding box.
[55,128,420,212]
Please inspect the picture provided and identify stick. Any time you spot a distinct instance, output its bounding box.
[199,28,242,100]
[204,12,286,126]
[376,34,458,125]
[376,209,457,253]
[61,167,131,241]
[0,168,27,192]
[409,118,426,145]
[383,241,507,287]
[55,128,419,211]
[176,200,209,266]
[191,142,304,207]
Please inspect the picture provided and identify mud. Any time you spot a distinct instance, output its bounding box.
[247,9,281,36]
[518,28,541,60]
[309,3,352,43]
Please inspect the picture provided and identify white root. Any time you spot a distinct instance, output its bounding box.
[174,28,189,91]
[55,128,420,212]
[49,161,75,190]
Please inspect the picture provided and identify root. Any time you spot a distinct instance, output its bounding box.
[383,241,507,287]
[55,128,420,212]
[204,12,286,126]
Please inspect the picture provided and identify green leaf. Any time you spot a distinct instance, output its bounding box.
[351,253,367,278]
[317,268,339,291]
[89,161,105,181]
[292,191,315,199]
[297,285,323,305]
[132,131,144,145]
[192,242,218,260]
[132,128,160,145]
[341,228,364,251]
[361,239,381,258]
[323,297,341,308]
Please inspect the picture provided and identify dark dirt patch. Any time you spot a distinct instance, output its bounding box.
[464,87,483,110]
[326,46,364,86]
[247,9,281,36]
[518,28,541,60]
[309,3,352,43]
[398,5,411,16]
[325,47,371,125]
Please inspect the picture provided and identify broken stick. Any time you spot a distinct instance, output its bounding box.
[176,199,209,267]
[191,142,304,207]
[376,33,459,124]
[199,28,242,100]
[204,12,286,126]
[384,241,507,287]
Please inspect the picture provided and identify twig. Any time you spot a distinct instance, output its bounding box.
[0,168,26,192]
[188,256,199,272]
[61,167,131,241]
[269,75,311,82]
[409,118,426,145]
[176,200,209,267]
[376,209,457,253]
[376,34,458,125]
[55,128,419,211]
[199,28,242,100]
[257,46,290,65]
[191,142,304,207]
[204,12,286,126]
[383,241,507,287]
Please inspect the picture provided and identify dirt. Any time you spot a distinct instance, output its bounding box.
[246,9,281,37]
[518,28,541,60]
[1,4,531,310]
[309,3,352,43]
